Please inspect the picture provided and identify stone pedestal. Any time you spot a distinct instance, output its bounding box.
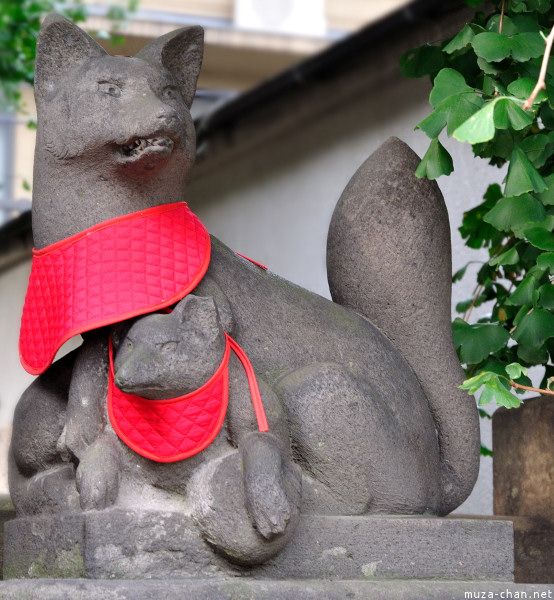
[1,579,554,600]
[4,512,513,580]
[3,512,552,599]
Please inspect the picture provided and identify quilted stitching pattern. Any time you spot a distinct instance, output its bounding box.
[108,339,230,462]
[110,369,228,462]
[19,203,210,375]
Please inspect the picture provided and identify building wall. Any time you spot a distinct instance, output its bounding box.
[103,0,412,33]
[12,88,35,208]
[0,261,34,494]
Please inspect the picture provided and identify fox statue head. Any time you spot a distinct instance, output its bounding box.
[113,295,226,400]
[32,15,204,248]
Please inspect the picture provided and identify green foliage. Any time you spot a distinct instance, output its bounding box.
[0,0,139,111]
[414,138,454,179]
[402,1,554,413]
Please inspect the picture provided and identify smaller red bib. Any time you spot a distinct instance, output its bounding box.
[108,334,269,463]
[19,202,210,375]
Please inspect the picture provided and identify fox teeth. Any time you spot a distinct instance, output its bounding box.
[121,136,174,157]
[122,139,143,154]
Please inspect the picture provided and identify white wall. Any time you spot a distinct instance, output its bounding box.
[0,260,34,494]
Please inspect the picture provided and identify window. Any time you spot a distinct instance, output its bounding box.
[234,0,326,37]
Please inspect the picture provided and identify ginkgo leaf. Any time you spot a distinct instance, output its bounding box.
[538,173,554,205]
[504,147,548,196]
[487,14,518,35]
[524,227,554,251]
[538,283,554,309]
[537,252,554,272]
[507,78,548,104]
[443,24,478,54]
[512,308,554,347]
[517,342,549,364]
[483,193,546,232]
[505,274,539,306]
[489,246,520,266]
[459,370,497,394]
[479,378,521,408]
[472,32,512,62]
[429,69,474,107]
[519,134,553,168]
[493,99,533,131]
[400,44,446,78]
[505,362,528,379]
[415,138,454,179]
[511,32,546,62]
[452,318,510,364]
[417,93,483,138]
[454,101,496,143]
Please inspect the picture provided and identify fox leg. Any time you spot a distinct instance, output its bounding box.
[275,362,442,515]
[9,351,80,515]
[8,449,80,516]
[189,447,301,566]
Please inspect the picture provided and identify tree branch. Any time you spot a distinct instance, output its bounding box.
[499,0,506,35]
[523,25,554,110]
[510,380,554,397]
[464,284,484,322]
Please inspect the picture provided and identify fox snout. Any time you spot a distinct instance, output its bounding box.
[114,367,133,393]
[156,103,179,126]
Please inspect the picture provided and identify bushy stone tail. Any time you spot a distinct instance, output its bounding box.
[326,137,479,515]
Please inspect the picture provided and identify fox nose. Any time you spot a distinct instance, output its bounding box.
[157,104,178,124]
[114,369,130,391]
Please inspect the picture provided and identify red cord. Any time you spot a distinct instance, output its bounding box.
[226,334,269,432]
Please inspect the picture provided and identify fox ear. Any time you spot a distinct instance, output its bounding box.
[172,295,221,330]
[34,14,107,103]
[135,27,204,109]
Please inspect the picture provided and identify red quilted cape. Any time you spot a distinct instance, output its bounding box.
[19,202,210,375]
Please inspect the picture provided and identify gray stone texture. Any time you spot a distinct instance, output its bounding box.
[2,580,553,600]
[327,136,480,515]
[3,513,514,581]
[0,502,15,585]
[493,396,554,583]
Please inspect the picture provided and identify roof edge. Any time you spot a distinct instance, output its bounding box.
[196,0,467,143]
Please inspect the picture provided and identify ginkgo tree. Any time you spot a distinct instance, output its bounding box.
[401,0,554,422]
[0,0,139,112]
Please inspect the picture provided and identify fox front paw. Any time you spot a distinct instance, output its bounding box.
[245,459,302,539]
[245,476,291,539]
[76,435,121,510]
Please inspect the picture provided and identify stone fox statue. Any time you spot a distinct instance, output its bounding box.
[10,14,479,556]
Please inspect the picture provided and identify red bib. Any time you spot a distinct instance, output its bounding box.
[108,333,269,462]
[19,203,210,375]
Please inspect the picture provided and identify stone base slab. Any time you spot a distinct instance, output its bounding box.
[0,579,552,600]
[4,511,514,581]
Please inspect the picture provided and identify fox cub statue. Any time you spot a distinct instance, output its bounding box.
[10,15,479,565]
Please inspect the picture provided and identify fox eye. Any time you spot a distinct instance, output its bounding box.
[98,81,122,97]
[126,340,134,351]
[160,341,178,353]
[162,87,180,102]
